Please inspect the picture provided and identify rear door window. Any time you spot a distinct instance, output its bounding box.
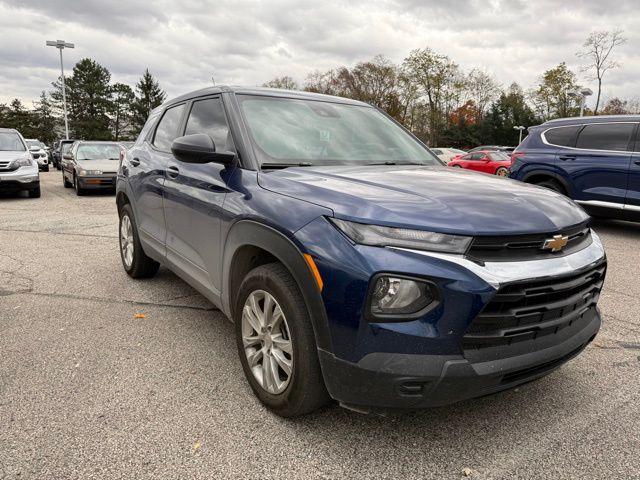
[153,104,186,152]
[575,123,635,152]
[544,126,580,147]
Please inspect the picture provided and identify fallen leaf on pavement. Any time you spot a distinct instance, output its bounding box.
[134,313,146,319]
[462,467,473,477]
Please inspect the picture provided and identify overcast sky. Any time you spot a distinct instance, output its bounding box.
[1,0,638,109]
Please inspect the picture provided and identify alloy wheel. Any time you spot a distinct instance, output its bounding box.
[241,290,293,394]
[120,214,134,268]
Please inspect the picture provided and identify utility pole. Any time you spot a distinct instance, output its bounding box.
[46,40,75,139]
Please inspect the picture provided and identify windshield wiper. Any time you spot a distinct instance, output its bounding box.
[261,162,314,170]
[367,161,425,166]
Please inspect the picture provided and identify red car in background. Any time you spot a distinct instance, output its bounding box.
[448,150,512,176]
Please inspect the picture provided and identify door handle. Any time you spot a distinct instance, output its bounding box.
[559,155,576,161]
[130,157,140,167]
[634,159,640,166]
[167,165,180,178]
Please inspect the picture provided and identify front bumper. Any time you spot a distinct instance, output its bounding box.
[295,218,606,410]
[320,308,599,410]
[0,166,39,192]
[77,174,117,189]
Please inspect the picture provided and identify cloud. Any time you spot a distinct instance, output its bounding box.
[0,0,638,111]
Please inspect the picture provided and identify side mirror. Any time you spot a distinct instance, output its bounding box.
[29,145,40,152]
[171,134,235,165]
[63,153,73,160]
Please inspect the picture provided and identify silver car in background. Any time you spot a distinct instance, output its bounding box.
[61,141,123,195]
[431,147,466,163]
[0,128,40,198]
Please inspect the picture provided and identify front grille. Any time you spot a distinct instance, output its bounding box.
[462,261,606,351]
[0,161,17,171]
[467,223,591,262]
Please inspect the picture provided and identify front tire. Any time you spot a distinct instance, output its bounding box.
[235,263,329,417]
[28,186,41,198]
[73,174,85,196]
[495,167,509,177]
[63,172,72,188]
[118,204,160,278]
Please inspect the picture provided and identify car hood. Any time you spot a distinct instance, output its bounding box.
[0,150,28,161]
[258,165,589,235]
[76,159,120,172]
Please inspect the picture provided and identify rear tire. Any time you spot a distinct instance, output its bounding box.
[535,178,566,195]
[235,263,329,417]
[118,204,160,278]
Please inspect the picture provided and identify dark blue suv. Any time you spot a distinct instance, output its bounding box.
[116,87,606,416]
[510,116,640,221]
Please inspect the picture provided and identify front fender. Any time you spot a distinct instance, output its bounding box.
[221,219,332,352]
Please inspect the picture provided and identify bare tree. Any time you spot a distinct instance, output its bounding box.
[577,29,626,114]
[263,76,299,91]
[465,69,501,119]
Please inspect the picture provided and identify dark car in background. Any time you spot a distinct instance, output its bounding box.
[509,115,640,221]
[52,139,75,170]
[62,141,122,195]
[116,86,605,417]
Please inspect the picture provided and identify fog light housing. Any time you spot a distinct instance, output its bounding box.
[369,275,438,319]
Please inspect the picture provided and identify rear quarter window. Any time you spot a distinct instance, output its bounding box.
[543,126,580,147]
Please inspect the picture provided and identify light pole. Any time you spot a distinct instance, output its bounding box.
[568,88,593,117]
[46,40,74,139]
[513,125,525,144]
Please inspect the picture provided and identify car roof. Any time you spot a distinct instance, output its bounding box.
[160,85,371,111]
[0,127,19,133]
[540,115,640,128]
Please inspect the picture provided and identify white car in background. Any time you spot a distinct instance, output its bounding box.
[25,139,50,171]
[431,147,467,164]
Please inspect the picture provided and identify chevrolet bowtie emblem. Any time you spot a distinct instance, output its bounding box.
[542,234,569,252]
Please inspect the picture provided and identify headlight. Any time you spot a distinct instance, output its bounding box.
[78,169,102,176]
[331,218,472,254]
[11,157,32,168]
[369,275,437,317]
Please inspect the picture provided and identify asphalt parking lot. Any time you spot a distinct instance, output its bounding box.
[1,171,639,479]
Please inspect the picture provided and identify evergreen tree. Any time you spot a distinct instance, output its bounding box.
[51,58,113,139]
[32,91,58,144]
[131,69,166,135]
[4,99,36,137]
[110,83,136,140]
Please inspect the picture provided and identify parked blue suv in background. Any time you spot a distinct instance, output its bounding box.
[116,87,606,416]
[510,116,640,221]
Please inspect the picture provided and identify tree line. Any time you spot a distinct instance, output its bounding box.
[0,59,166,145]
[264,29,632,148]
[0,29,631,148]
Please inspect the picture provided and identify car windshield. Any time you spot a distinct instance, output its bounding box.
[489,152,510,161]
[238,95,441,168]
[26,140,45,149]
[77,144,121,160]
[0,132,25,151]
